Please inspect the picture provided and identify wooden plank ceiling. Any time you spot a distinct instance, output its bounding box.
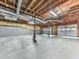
[0,0,68,19]
[0,0,69,27]
[53,0,79,26]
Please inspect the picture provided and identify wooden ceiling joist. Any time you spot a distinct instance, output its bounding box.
[32,0,45,12]
[24,0,33,11]
[0,1,15,9]
[0,0,68,19]
[30,0,41,10]
[4,0,6,4]
[35,0,53,13]
[0,0,71,27]
[39,0,65,15]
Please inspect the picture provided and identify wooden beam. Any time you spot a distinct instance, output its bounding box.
[39,0,62,15]
[13,0,15,7]
[21,10,43,20]
[32,0,44,12]
[0,1,15,9]
[35,0,53,13]
[25,0,35,11]
[4,0,7,4]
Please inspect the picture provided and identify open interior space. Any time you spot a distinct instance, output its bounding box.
[0,0,79,59]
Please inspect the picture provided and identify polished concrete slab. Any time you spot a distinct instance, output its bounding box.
[0,35,79,59]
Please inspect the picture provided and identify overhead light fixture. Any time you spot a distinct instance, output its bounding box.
[28,22,35,24]
[51,11,57,16]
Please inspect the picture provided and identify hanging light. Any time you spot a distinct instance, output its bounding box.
[51,11,57,16]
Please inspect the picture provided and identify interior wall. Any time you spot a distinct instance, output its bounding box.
[43,27,51,35]
[58,24,77,37]
[0,26,40,37]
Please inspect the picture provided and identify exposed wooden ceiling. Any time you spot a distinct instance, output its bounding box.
[0,0,68,20]
[47,0,79,25]
[1,0,79,27]
[56,9,79,26]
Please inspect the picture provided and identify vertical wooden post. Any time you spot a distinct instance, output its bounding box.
[47,22,51,37]
[77,20,79,37]
[52,24,58,35]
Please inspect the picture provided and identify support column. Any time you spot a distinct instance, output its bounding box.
[39,27,43,34]
[52,24,58,35]
[77,20,79,37]
[32,15,37,43]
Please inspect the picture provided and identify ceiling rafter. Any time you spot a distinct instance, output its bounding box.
[22,0,44,20]
[35,0,53,13]
[0,0,72,27]
[21,10,43,20]
[29,0,52,20]
[4,0,6,4]
[29,0,41,10]
[13,0,16,7]
[42,0,69,15]
[25,0,35,12]
[32,0,64,19]
[39,0,63,15]
[31,0,47,13]
[32,0,45,12]
[0,1,15,9]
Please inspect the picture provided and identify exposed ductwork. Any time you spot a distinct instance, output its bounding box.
[16,0,22,19]
[0,8,46,24]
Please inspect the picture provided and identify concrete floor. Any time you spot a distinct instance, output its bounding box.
[0,35,79,59]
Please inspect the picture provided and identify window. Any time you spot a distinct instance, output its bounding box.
[66,28,70,31]
[71,28,76,30]
[62,28,65,31]
[58,29,61,31]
